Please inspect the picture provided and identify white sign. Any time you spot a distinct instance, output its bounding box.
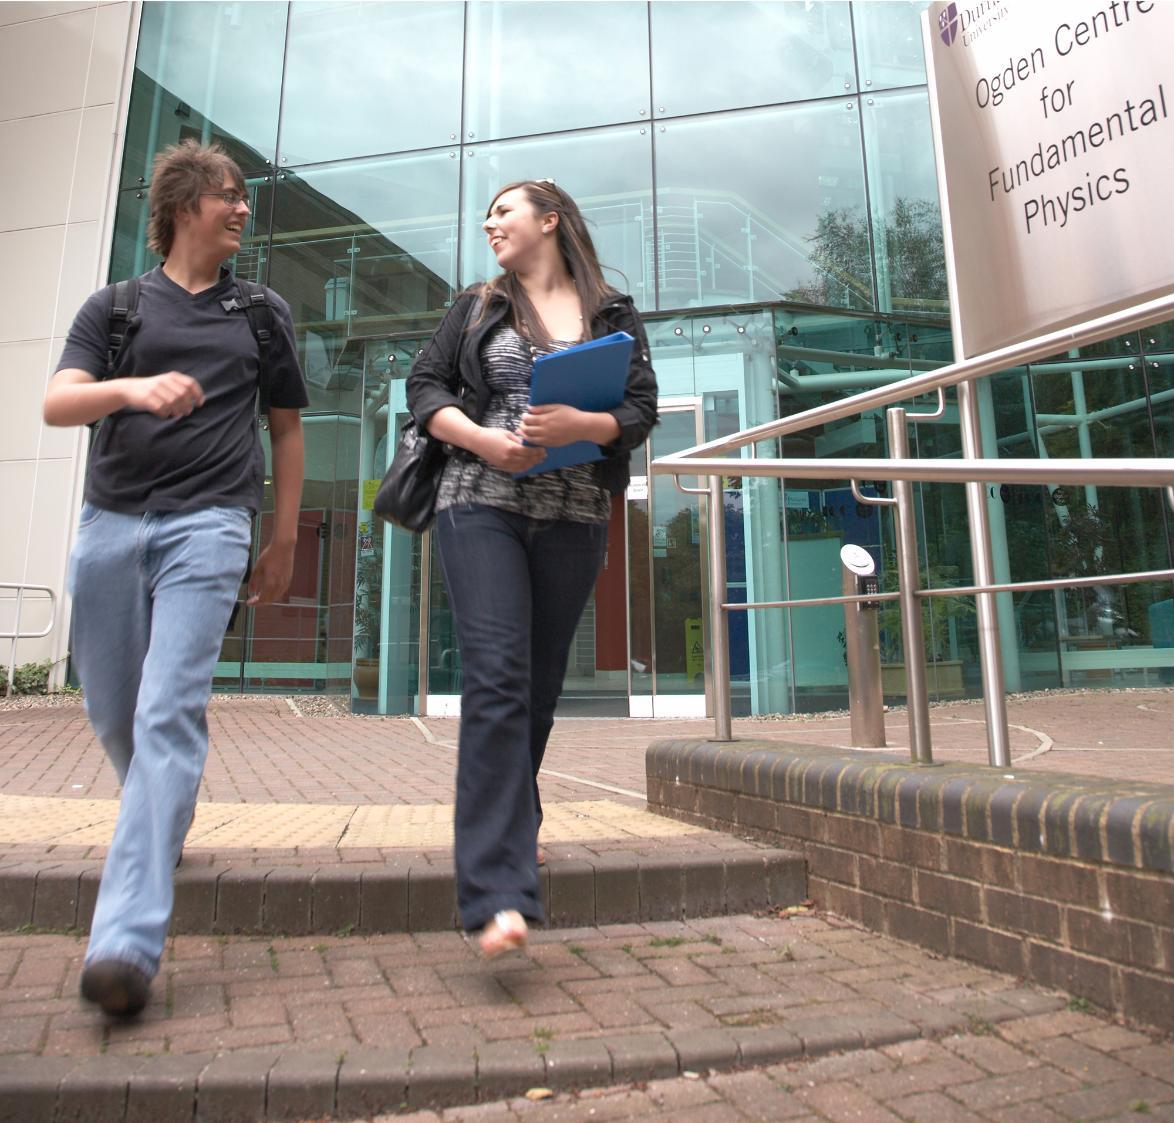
[627,475,648,502]
[922,1,1174,359]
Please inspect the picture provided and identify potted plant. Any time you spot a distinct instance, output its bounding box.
[876,549,974,698]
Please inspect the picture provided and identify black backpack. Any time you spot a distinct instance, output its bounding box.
[104,274,274,420]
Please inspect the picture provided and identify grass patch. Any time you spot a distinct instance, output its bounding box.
[567,944,586,959]
[267,945,279,973]
[335,922,356,938]
[965,1013,995,1037]
[1131,1101,1151,1114]
[648,936,687,948]
[1067,995,1096,1014]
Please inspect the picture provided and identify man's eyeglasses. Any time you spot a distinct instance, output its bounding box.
[200,191,249,209]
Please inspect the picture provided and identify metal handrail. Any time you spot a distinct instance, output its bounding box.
[669,291,1174,461]
[649,292,1174,768]
[1,582,58,699]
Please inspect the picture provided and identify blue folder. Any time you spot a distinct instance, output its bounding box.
[514,331,634,477]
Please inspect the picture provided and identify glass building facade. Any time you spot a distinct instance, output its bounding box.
[110,1,1174,716]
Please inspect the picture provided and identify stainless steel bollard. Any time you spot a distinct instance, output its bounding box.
[840,545,886,748]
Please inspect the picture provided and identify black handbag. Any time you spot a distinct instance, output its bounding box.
[372,416,446,532]
[372,296,483,532]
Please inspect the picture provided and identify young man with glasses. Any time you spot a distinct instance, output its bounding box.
[43,140,308,1017]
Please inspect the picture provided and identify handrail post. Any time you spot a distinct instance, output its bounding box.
[957,380,1012,767]
[841,549,886,747]
[886,408,933,764]
[707,475,733,741]
[5,586,24,699]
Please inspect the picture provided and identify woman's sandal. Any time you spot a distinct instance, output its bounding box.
[479,910,528,959]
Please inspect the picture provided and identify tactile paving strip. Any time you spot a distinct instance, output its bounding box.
[0,794,701,850]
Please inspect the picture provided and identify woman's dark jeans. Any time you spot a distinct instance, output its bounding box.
[435,503,608,932]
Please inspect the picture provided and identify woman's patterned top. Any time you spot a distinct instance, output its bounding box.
[435,323,612,524]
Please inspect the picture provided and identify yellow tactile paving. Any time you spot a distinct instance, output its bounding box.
[0,795,702,851]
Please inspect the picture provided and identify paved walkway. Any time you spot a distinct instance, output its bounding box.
[0,688,1170,857]
[2,916,1172,1121]
[0,688,1171,1120]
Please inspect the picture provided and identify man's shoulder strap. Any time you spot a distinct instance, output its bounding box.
[234,278,274,417]
[104,275,142,380]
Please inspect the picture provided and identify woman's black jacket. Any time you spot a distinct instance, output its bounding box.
[405,286,659,496]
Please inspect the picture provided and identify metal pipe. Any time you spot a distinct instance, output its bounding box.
[4,587,22,700]
[914,569,1174,598]
[724,563,1174,611]
[957,381,1011,768]
[887,408,933,765]
[707,476,732,741]
[417,530,431,717]
[662,292,1174,462]
[842,558,886,748]
[651,456,1174,487]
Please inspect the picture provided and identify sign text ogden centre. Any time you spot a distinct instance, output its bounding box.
[969,1,1166,235]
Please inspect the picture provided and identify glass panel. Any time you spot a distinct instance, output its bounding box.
[352,341,426,713]
[280,2,463,166]
[267,152,460,406]
[121,1,287,188]
[861,90,948,316]
[649,408,705,697]
[852,0,931,93]
[109,188,156,282]
[1026,335,1174,687]
[650,1,855,118]
[464,1,649,143]
[459,127,653,308]
[654,103,872,311]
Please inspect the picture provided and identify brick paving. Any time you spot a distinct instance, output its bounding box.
[0,688,1171,1119]
[1,913,1171,1121]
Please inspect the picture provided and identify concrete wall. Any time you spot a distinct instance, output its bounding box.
[0,2,133,681]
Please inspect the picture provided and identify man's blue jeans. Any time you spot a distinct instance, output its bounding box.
[67,504,251,977]
[436,503,608,932]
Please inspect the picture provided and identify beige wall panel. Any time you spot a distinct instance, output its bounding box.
[69,102,118,224]
[53,220,102,337]
[25,456,77,631]
[0,338,53,462]
[0,224,67,344]
[0,460,36,583]
[0,4,92,30]
[0,8,97,121]
[85,2,131,107]
[0,109,81,232]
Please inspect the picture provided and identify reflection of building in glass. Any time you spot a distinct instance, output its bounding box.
[8,1,1172,716]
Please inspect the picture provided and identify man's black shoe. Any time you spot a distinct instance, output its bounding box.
[80,959,151,1017]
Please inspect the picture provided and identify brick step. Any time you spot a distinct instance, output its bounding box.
[0,927,1067,1123]
[0,848,807,937]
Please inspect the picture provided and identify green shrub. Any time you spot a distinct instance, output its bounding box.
[0,658,59,695]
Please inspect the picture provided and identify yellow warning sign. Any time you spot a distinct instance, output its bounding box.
[362,478,381,510]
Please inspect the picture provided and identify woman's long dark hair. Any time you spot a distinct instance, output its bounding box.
[477,180,613,349]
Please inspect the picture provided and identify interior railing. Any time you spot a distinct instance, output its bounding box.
[650,292,1174,768]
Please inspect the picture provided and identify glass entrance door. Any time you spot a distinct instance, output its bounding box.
[629,400,708,716]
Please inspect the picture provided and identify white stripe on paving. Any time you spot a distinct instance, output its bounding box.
[412,717,646,800]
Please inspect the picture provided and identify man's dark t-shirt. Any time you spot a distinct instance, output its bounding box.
[56,266,309,515]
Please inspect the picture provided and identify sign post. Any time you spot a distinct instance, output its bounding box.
[922,1,1174,359]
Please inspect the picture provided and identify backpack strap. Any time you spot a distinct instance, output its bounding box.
[105,275,141,380]
[234,278,274,421]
